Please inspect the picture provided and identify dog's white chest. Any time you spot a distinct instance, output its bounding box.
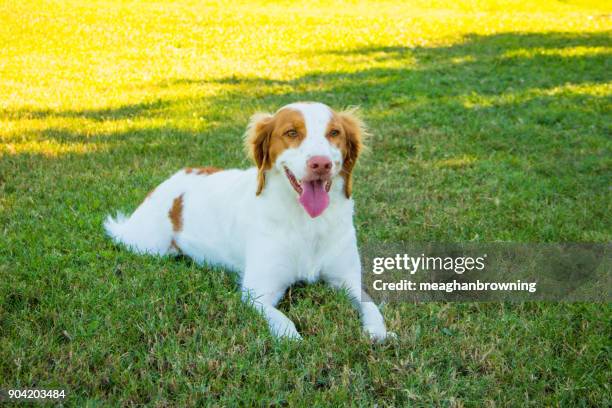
[291,231,327,283]
[298,264,321,283]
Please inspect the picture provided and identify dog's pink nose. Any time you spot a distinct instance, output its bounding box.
[307,156,332,177]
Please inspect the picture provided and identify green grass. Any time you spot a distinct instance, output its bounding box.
[1,0,611,406]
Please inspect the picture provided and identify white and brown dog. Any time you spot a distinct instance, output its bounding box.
[105,102,391,341]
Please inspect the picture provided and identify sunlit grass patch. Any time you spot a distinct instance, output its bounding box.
[1,0,610,406]
[435,155,478,169]
[503,45,612,58]
[0,140,102,156]
[460,82,612,108]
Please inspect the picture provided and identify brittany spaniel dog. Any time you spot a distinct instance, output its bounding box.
[105,102,391,341]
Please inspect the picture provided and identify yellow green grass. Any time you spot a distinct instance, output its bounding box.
[1,1,611,405]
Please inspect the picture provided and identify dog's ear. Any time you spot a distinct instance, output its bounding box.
[245,112,274,195]
[338,108,367,198]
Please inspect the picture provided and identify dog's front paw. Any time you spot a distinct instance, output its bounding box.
[278,329,302,341]
[364,325,396,343]
[271,321,302,341]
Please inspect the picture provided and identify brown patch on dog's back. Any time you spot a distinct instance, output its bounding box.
[195,166,222,175]
[169,194,184,232]
[185,167,222,175]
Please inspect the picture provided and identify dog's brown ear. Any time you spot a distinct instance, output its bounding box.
[338,108,367,198]
[245,112,274,195]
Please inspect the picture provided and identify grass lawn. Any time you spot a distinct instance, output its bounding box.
[1,0,611,405]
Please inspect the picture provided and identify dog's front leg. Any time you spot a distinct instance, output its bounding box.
[323,243,392,342]
[241,254,301,340]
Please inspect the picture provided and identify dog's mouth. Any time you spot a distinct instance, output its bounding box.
[284,166,331,218]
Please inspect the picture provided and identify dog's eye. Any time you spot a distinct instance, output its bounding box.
[328,129,340,137]
[285,129,298,138]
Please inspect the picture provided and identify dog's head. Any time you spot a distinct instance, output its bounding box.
[245,102,366,218]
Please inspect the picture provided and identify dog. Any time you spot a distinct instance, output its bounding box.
[104,102,391,341]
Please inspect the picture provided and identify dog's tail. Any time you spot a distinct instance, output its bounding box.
[104,203,174,256]
[104,170,189,256]
[103,212,131,245]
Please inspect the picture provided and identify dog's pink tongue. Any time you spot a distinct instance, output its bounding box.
[299,180,330,218]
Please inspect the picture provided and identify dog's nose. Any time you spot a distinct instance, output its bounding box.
[307,156,332,177]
